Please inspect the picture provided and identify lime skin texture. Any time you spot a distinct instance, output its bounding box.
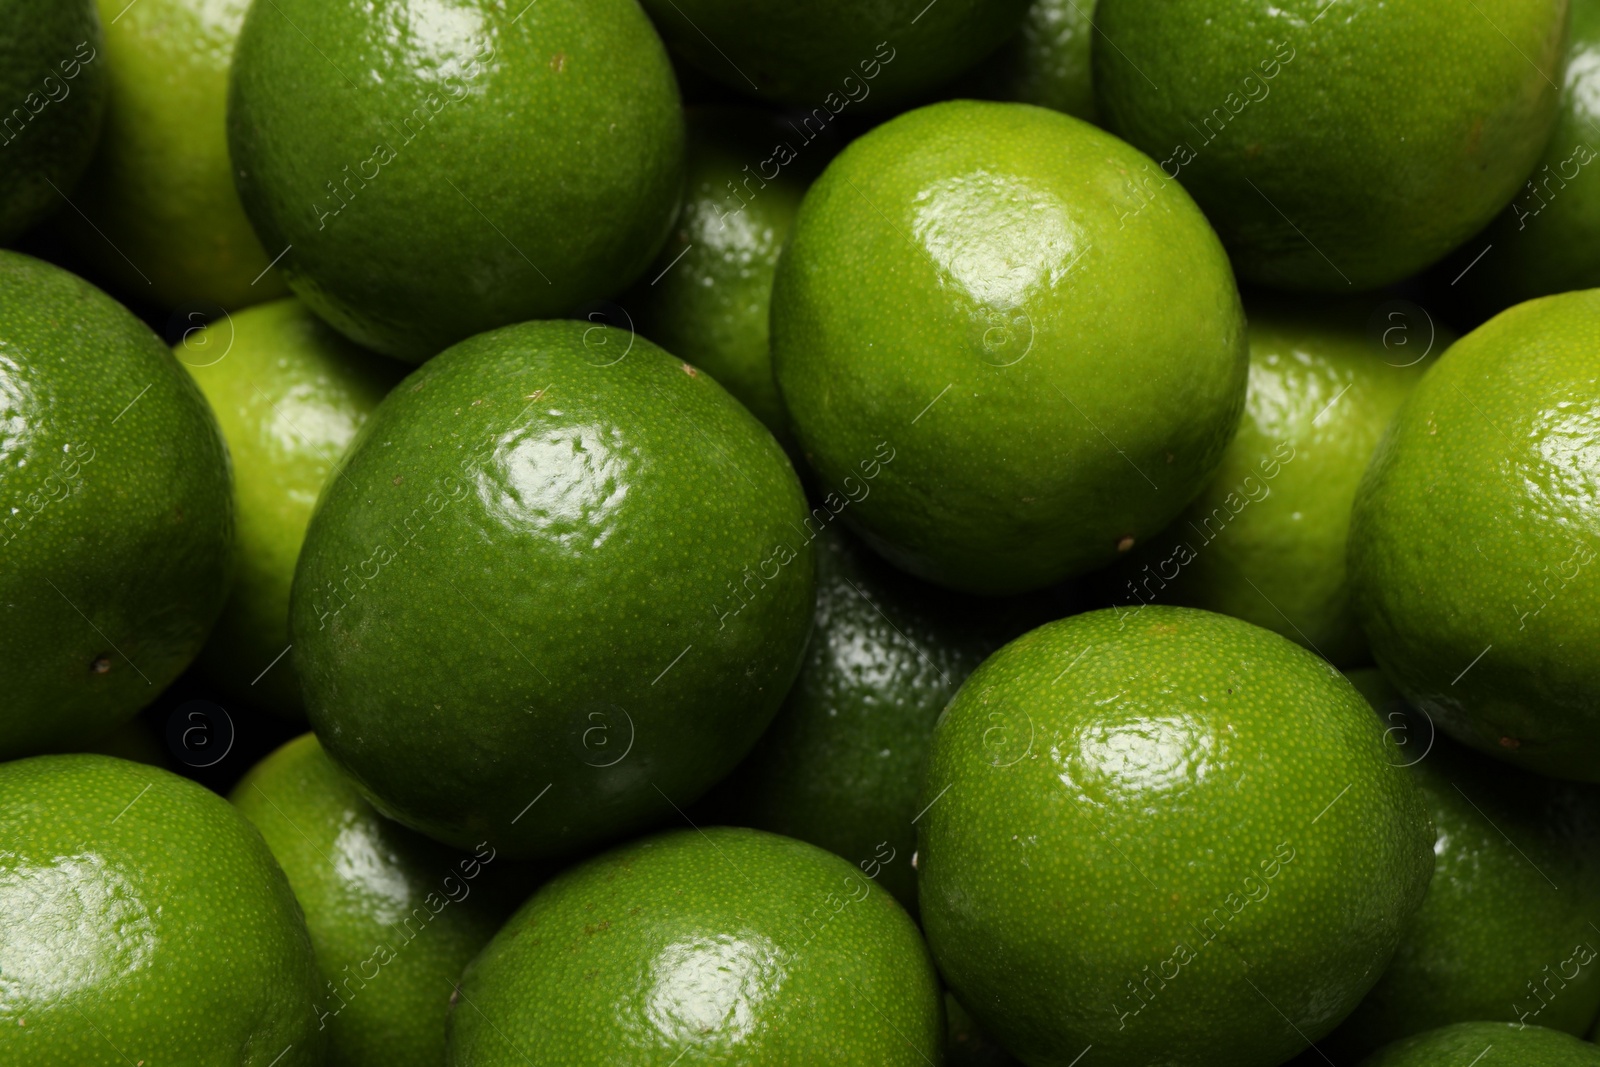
[0,251,233,760]
[66,0,285,309]
[0,754,326,1065]
[638,0,1028,109]
[186,297,402,717]
[445,826,944,1065]
[1094,0,1567,292]
[1361,1022,1600,1067]
[918,606,1434,1067]
[772,99,1248,596]
[630,106,816,443]
[290,320,814,861]
[1330,670,1600,1055]
[0,0,107,243]
[1110,296,1442,668]
[228,0,685,362]
[1349,290,1600,782]
[700,526,1022,913]
[233,734,538,1067]
[961,0,1100,123]
[1462,0,1600,312]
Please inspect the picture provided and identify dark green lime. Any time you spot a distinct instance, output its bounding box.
[291,320,813,859]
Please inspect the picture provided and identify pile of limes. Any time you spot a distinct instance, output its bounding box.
[3,0,1600,1065]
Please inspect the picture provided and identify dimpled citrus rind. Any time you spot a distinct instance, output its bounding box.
[639,0,1029,108]
[0,754,324,1065]
[1094,0,1566,290]
[1461,0,1600,310]
[0,0,107,242]
[703,526,1012,912]
[1115,297,1440,666]
[919,606,1433,1067]
[291,320,813,860]
[1348,290,1600,780]
[233,734,522,1067]
[228,0,684,361]
[772,99,1247,594]
[1328,695,1600,1053]
[1361,1022,1600,1067]
[68,0,284,308]
[629,107,810,441]
[445,827,943,1064]
[187,298,401,716]
[0,250,233,758]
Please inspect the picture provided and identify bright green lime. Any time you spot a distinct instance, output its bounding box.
[228,0,684,362]
[919,607,1434,1067]
[701,527,1029,911]
[1349,290,1600,781]
[1362,1022,1600,1067]
[233,734,532,1067]
[0,0,107,242]
[446,827,944,1064]
[1094,0,1568,290]
[1110,297,1442,666]
[639,0,1028,108]
[185,298,400,716]
[960,0,1099,122]
[0,754,324,1064]
[630,106,817,440]
[65,0,285,308]
[1330,670,1600,1055]
[291,320,813,859]
[0,251,232,759]
[772,100,1247,595]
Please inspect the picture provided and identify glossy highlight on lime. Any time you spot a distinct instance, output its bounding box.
[228,0,685,360]
[291,320,814,860]
[772,99,1247,594]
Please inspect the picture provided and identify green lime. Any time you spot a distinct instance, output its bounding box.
[290,320,813,859]
[0,754,324,1064]
[64,0,284,309]
[919,606,1434,1067]
[184,298,401,716]
[959,0,1099,122]
[1094,0,1567,290]
[1108,297,1443,666]
[1457,0,1600,311]
[1330,670,1600,1055]
[638,0,1028,108]
[630,106,819,441]
[228,0,684,361]
[1349,290,1600,781]
[700,527,1027,912]
[1362,1022,1600,1067]
[233,734,533,1067]
[0,251,232,759]
[0,0,107,242]
[771,99,1247,595]
[445,827,943,1064]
